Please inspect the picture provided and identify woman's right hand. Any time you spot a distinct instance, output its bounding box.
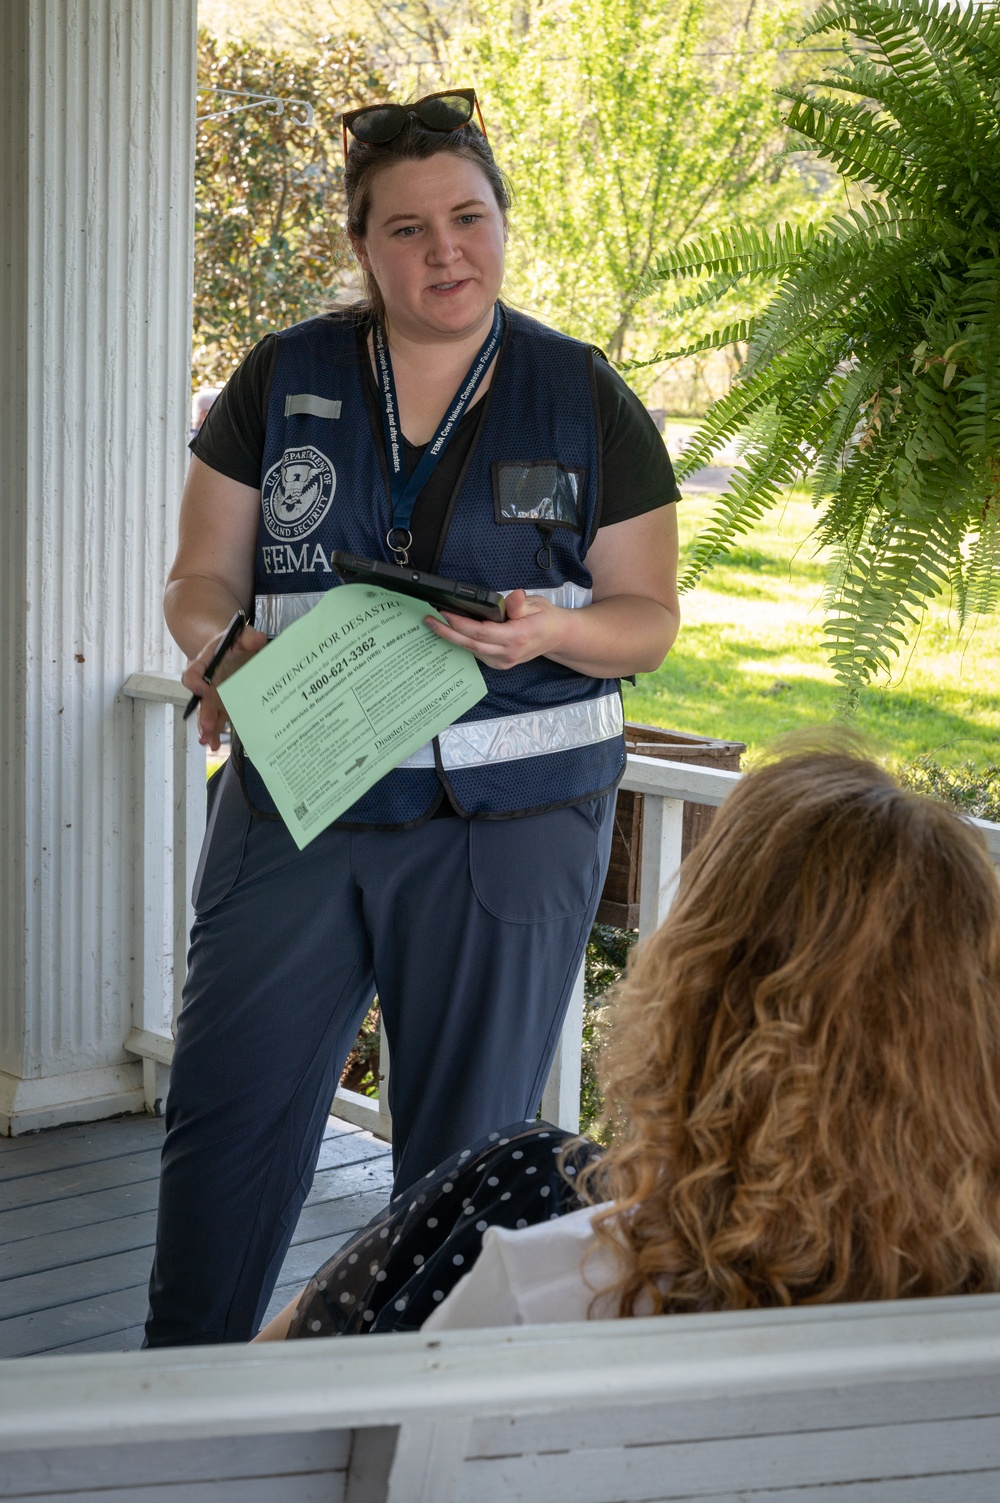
[182,622,269,751]
[165,459,266,751]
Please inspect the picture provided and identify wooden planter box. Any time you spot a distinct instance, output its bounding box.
[597,724,746,929]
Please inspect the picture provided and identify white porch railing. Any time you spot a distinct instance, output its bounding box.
[122,673,1000,1138]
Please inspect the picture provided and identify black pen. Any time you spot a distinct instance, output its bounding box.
[182,609,248,721]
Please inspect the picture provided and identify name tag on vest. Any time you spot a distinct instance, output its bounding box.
[284,394,342,420]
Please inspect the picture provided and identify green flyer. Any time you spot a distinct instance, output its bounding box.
[218,586,487,849]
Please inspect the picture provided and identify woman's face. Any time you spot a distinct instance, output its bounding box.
[351,152,506,344]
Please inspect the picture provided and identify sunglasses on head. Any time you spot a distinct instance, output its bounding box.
[341,88,487,163]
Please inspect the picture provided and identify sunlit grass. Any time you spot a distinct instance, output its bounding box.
[624,489,1000,769]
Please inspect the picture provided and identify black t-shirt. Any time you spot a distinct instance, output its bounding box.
[191,315,680,572]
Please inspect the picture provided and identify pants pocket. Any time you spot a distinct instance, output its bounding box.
[468,798,610,925]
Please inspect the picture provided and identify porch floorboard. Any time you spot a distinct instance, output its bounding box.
[0,1113,392,1358]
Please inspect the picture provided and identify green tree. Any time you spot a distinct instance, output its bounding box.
[194,29,383,388]
[645,0,1000,702]
[457,0,830,368]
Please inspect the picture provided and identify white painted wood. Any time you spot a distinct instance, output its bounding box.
[334,1085,392,1140]
[124,688,206,1110]
[3,1478,345,1503]
[620,755,741,806]
[124,1024,173,1118]
[333,1026,392,1140]
[458,1415,1000,1502]
[3,1299,1000,1500]
[700,1478,998,1503]
[469,1371,1000,1455]
[124,1028,174,1068]
[0,0,197,1133]
[141,1057,170,1117]
[378,1022,393,1138]
[970,814,1000,869]
[135,700,175,1047]
[674,1478,1000,1503]
[173,708,205,1024]
[541,960,585,1131]
[387,1421,472,1503]
[620,759,1000,876]
[0,1062,144,1136]
[638,794,685,939]
[4,1296,1000,1449]
[126,1027,174,1114]
[0,1430,351,1495]
[123,672,191,708]
[0,0,30,1138]
[344,1427,398,1503]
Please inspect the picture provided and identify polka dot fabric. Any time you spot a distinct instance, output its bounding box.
[286,1121,600,1338]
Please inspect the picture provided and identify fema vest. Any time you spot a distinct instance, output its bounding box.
[244,305,626,825]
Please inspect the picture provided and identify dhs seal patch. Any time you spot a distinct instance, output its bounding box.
[262,447,336,541]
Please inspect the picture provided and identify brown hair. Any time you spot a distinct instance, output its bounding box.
[580,748,1000,1316]
[344,116,511,320]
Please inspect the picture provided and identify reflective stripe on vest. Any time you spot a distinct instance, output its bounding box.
[397,691,623,770]
[253,581,594,636]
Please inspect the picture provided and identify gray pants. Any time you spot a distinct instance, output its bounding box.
[144,763,615,1345]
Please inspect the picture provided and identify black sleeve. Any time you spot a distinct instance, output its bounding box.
[593,358,681,529]
[189,335,280,488]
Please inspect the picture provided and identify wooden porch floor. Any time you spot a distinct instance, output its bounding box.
[0,1112,393,1358]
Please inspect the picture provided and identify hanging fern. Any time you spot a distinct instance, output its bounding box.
[643,0,1000,702]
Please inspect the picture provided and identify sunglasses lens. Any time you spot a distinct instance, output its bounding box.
[349,105,405,143]
[417,94,475,130]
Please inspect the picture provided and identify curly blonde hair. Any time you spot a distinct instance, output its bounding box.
[581,749,1000,1316]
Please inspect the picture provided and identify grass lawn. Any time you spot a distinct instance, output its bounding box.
[625,485,1000,771]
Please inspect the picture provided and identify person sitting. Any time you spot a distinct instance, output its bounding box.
[257,747,1000,1339]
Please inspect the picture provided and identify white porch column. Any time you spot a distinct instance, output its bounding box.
[0,0,197,1133]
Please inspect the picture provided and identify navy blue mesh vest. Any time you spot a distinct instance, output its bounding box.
[243,305,626,826]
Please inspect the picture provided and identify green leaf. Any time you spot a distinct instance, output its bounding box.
[641,0,1000,706]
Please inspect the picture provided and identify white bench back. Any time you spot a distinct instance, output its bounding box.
[3,1296,1000,1502]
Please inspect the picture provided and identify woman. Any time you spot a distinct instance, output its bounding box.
[262,748,1000,1339]
[144,90,680,1346]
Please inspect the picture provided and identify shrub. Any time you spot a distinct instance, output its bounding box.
[897,757,1000,824]
[580,924,638,1138]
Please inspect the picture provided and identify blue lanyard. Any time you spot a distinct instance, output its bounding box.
[373,303,505,562]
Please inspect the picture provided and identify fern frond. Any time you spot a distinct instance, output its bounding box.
[643,0,1000,705]
[808,347,907,501]
[823,509,958,697]
[963,495,1000,621]
[638,222,818,294]
[952,257,1000,458]
[678,444,803,590]
[616,319,754,371]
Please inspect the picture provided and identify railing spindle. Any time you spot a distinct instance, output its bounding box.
[172,708,205,1026]
[131,697,174,1111]
[541,961,585,1133]
[637,795,686,942]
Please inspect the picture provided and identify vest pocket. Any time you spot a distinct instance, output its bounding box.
[468,799,606,924]
[492,461,585,532]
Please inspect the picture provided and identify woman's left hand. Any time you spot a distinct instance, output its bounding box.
[424,506,682,678]
[426,590,562,670]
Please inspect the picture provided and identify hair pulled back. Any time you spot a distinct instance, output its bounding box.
[344,117,511,320]
[580,747,1000,1316]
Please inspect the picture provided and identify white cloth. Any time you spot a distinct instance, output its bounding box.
[421,1202,624,1331]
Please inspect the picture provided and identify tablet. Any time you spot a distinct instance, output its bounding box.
[331,552,506,623]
